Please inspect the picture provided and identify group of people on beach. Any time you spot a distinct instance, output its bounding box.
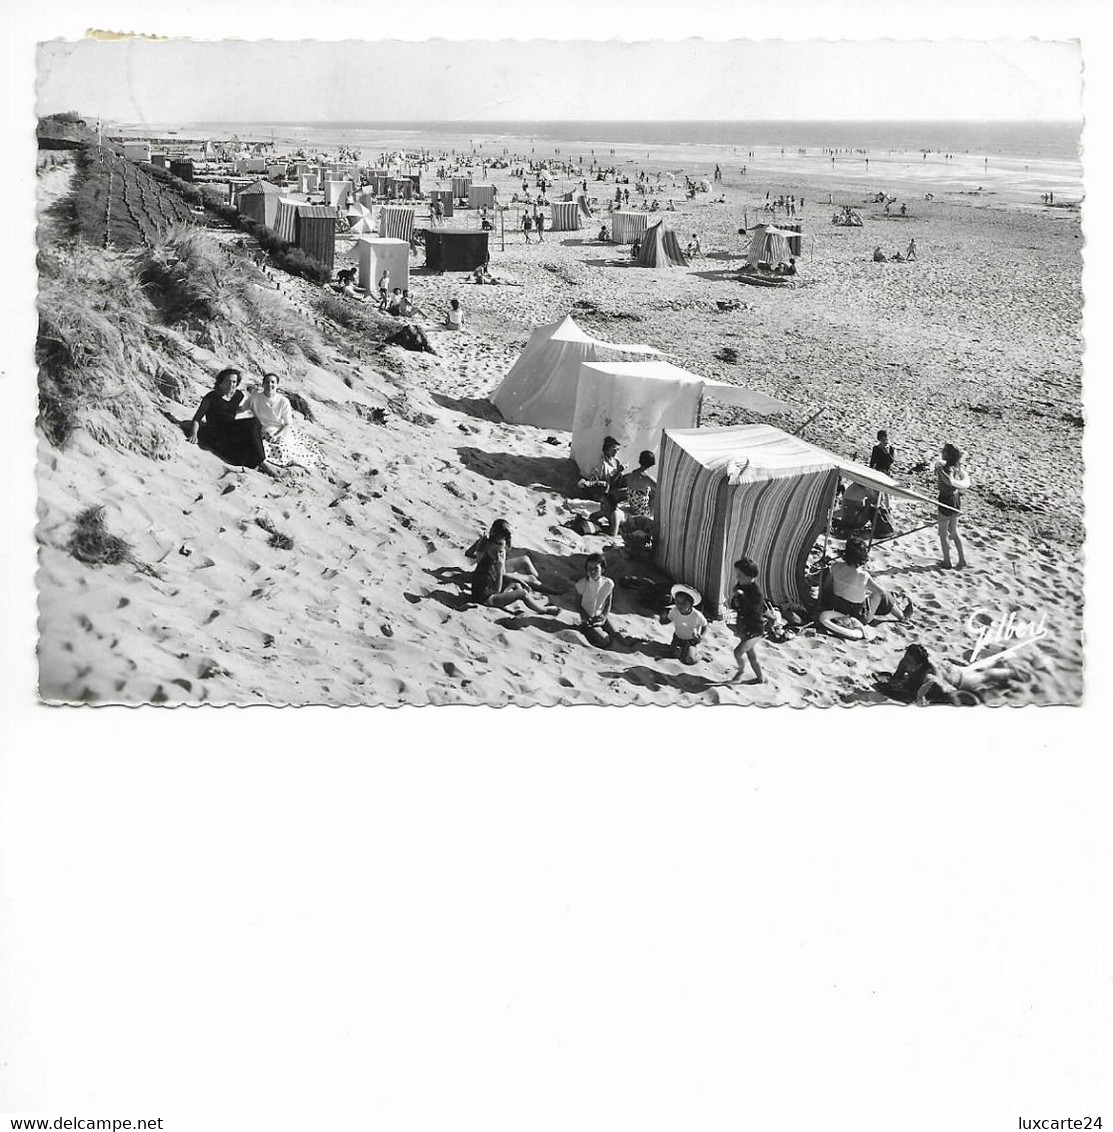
[873,239,917,262]
[464,515,768,685]
[456,423,972,689]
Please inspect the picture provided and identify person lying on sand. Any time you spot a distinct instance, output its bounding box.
[575,553,618,648]
[188,367,267,471]
[883,643,1017,705]
[471,536,558,615]
[820,537,913,625]
[659,584,707,666]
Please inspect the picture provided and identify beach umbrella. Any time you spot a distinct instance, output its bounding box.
[346,203,375,234]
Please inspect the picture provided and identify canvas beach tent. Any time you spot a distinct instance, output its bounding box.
[452,176,472,199]
[611,211,650,244]
[746,224,797,268]
[356,236,410,293]
[294,205,337,270]
[378,204,416,244]
[563,189,593,218]
[468,184,497,210]
[654,424,939,618]
[422,228,490,272]
[570,362,794,477]
[632,220,688,267]
[429,188,454,218]
[324,180,351,209]
[491,314,661,431]
[550,200,581,232]
[273,196,302,243]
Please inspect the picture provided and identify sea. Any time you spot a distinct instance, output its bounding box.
[119,119,1085,204]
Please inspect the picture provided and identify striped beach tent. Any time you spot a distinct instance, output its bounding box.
[294,205,337,271]
[747,225,796,268]
[491,313,660,431]
[633,219,688,267]
[273,197,301,243]
[550,200,581,232]
[468,184,496,210]
[452,176,472,199]
[378,205,416,244]
[655,425,938,617]
[611,211,650,244]
[571,363,794,478]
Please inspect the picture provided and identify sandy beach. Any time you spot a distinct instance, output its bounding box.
[35,130,1085,706]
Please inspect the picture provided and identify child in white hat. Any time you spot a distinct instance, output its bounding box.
[660,584,707,665]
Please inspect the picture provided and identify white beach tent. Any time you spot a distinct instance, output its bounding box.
[491,314,661,431]
[570,361,795,476]
[356,236,410,293]
[325,180,351,209]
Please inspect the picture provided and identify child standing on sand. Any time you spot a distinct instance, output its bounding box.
[729,557,766,684]
[936,443,971,569]
[575,553,617,648]
[660,584,707,665]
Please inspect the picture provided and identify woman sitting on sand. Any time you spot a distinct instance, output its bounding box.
[187,368,266,470]
[466,519,544,590]
[445,298,463,330]
[245,372,328,473]
[471,535,559,616]
[820,537,913,625]
[936,443,971,569]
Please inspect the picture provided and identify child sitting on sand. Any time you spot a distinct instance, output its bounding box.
[660,584,707,665]
[471,536,558,615]
[445,298,463,330]
[466,519,544,590]
[729,557,766,685]
[575,553,617,648]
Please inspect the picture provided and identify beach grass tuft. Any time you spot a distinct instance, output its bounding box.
[68,506,131,566]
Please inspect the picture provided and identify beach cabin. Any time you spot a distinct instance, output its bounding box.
[452,176,472,200]
[370,173,390,196]
[295,205,337,270]
[234,157,267,175]
[236,180,284,228]
[571,362,792,478]
[387,177,414,201]
[611,211,650,244]
[550,200,581,232]
[468,184,496,210]
[169,158,194,182]
[491,314,661,431]
[150,154,169,169]
[122,140,151,164]
[356,237,410,294]
[377,205,417,245]
[422,229,489,272]
[298,172,320,194]
[266,163,288,183]
[429,189,454,219]
[655,425,937,617]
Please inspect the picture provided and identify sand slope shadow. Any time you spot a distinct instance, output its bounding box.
[432,393,504,422]
[457,446,580,494]
[600,665,727,695]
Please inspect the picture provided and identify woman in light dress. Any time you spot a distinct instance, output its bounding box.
[245,372,328,473]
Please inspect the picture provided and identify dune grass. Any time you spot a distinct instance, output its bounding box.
[67,506,131,565]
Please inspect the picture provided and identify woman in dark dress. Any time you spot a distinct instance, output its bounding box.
[187,368,265,469]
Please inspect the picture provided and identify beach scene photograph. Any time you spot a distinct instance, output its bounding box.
[31,36,1086,706]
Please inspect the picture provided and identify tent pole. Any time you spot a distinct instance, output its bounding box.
[865,492,881,554]
[817,475,838,611]
[791,407,825,436]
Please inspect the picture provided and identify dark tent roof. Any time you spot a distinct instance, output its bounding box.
[240,179,284,196]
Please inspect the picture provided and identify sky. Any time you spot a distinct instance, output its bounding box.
[35,37,1083,124]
